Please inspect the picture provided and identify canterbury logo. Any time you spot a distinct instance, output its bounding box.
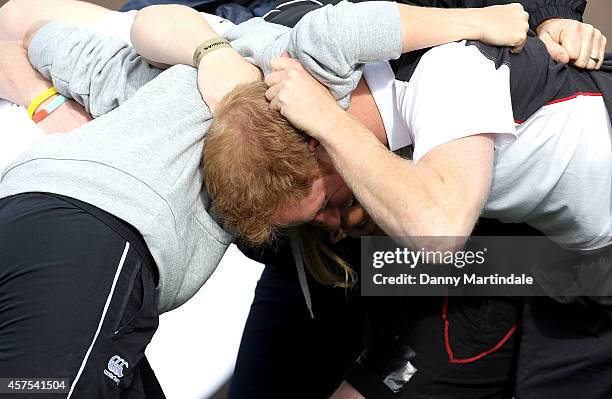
[107,355,129,378]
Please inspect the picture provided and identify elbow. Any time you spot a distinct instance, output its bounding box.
[131,5,169,44]
[129,7,147,47]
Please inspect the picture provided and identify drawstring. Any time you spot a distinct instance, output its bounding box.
[289,229,314,319]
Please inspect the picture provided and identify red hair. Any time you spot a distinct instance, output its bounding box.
[203,81,319,245]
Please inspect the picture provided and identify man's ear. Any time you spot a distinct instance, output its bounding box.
[309,139,333,164]
[308,138,320,152]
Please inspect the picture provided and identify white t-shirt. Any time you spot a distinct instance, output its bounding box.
[363,41,612,252]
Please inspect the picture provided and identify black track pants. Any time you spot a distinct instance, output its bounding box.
[0,193,164,399]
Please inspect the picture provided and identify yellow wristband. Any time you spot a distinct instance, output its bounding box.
[193,37,231,67]
[27,87,59,118]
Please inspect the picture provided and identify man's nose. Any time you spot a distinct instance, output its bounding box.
[312,208,341,230]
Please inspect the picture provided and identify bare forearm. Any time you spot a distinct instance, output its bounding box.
[37,101,92,134]
[0,0,109,41]
[0,40,91,134]
[398,5,480,52]
[129,4,261,112]
[320,114,472,248]
[0,41,51,106]
[130,5,220,67]
[398,3,528,52]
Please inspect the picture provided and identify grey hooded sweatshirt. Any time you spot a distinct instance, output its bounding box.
[0,1,402,313]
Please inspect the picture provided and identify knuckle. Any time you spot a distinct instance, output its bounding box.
[567,44,579,57]
[516,32,525,43]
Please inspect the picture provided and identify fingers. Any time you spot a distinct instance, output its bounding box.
[563,23,606,70]
[539,32,570,63]
[264,81,281,100]
[264,69,302,115]
[264,81,289,114]
[557,23,581,62]
[585,29,605,71]
[269,56,303,72]
[537,19,607,70]
[265,66,314,113]
[596,33,607,69]
[264,69,288,89]
[574,23,595,68]
[264,69,297,113]
[264,83,282,113]
[510,4,529,54]
[586,29,602,70]
[266,58,310,88]
[509,37,526,54]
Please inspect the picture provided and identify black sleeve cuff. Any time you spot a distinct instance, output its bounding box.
[344,351,401,399]
[527,5,584,29]
[344,340,418,398]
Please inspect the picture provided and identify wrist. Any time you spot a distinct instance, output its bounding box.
[316,108,358,147]
[35,92,59,112]
[535,18,559,35]
[17,80,54,110]
[38,99,92,133]
[197,47,238,69]
[198,48,261,82]
[193,37,231,67]
[196,49,261,113]
[467,8,486,42]
[0,41,51,107]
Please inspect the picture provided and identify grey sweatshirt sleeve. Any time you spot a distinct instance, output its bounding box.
[226,1,402,108]
[28,22,161,117]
